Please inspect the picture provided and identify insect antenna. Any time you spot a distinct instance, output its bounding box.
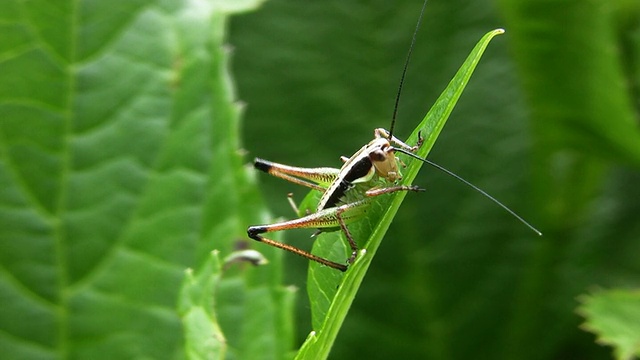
[389,0,429,140]
[393,147,543,236]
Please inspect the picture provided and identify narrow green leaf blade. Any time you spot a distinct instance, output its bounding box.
[298,29,505,360]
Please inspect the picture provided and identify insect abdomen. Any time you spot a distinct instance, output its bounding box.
[319,156,374,210]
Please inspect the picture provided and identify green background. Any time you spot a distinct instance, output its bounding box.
[1,0,639,359]
[231,0,640,359]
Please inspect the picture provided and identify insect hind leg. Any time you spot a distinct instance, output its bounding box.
[247,200,370,271]
[247,227,348,271]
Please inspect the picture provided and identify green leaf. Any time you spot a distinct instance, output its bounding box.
[499,0,640,167]
[578,289,640,360]
[0,0,294,359]
[178,251,226,360]
[296,29,506,360]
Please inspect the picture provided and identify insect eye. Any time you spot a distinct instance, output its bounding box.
[369,150,387,162]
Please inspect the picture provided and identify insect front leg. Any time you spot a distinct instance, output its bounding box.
[247,200,369,272]
[374,128,423,152]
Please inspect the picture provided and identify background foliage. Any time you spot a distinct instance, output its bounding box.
[1,0,639,359]
[230,0,640,359]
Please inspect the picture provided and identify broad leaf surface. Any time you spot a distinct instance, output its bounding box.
[0,1,294,359]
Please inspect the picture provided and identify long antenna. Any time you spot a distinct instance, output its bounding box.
[394,147,543,236]
[389,0,429,140]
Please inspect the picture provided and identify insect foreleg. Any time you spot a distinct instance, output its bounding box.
[374,128,422,152]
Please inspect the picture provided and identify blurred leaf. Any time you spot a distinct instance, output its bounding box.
[497,2,640,265]
[578,289,640,360]
[496,1,640,358]
[499,0,640,166]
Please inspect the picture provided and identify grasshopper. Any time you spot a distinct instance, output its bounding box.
[247,0,540,272]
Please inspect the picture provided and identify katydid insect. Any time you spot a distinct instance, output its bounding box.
[247,0,541,272]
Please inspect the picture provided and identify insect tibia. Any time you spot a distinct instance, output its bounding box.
[248,228,348,272]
